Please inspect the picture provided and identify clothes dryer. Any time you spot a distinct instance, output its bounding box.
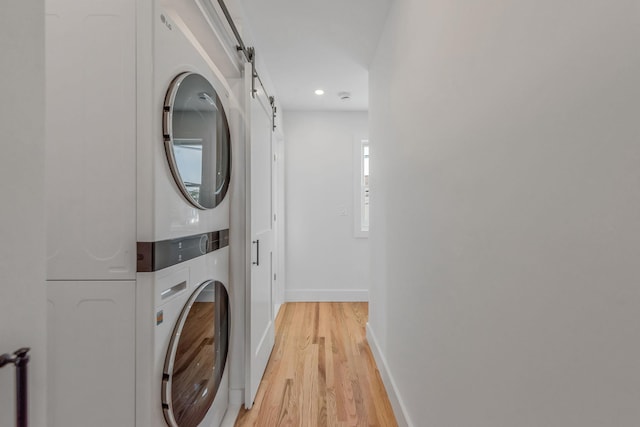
[137,6,238,245]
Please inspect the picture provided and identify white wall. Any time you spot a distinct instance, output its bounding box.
[284,111,370,301]
[368,1,640,426]
[0,1,47,426]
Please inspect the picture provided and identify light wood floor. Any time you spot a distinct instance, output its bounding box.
[234,302,398,427]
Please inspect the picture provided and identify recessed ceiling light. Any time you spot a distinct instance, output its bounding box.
[314,89,325,95]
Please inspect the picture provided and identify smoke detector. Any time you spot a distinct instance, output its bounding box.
[338,91,351,101]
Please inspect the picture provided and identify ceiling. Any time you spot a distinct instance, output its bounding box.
[237,0,392,111]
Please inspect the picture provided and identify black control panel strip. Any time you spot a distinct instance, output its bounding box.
[137,229,229,272]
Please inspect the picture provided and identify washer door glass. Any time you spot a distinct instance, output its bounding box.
[162,281,230,427]
[163,72,231,209]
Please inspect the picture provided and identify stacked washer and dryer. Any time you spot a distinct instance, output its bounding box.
[136,6,238,427]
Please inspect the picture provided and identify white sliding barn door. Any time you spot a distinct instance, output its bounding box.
[244,62,275,408]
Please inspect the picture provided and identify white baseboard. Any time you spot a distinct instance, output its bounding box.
[366,323,412,427]
[285,289,369,302]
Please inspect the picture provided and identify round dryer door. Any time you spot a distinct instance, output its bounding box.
[163,72,231,209]
[162,280,230,427]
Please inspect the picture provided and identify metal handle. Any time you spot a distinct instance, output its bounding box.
[1,347,30,427]
[252,239,260,266]
[160,281,187,300]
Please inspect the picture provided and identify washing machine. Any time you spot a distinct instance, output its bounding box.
[136,6,237,427]
[137,248,230,427]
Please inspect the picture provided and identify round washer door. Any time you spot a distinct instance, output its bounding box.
[162,280,230,427]
[163,72,231,209]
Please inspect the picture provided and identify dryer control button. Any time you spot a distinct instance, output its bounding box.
[199,234,209,254]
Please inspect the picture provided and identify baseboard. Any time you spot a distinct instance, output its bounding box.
[366,323,412,427]
[285,289,369,302]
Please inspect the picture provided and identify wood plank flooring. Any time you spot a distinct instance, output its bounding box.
[234,302,398,427]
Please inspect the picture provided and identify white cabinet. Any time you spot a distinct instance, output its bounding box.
[47,281,136,427]
[45,1,137,425]
[45,0,136,280]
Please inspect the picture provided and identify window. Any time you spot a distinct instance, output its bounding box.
[362,142,370,230]
[354,139,369,237]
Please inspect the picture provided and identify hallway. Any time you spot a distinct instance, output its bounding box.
[235,303,397,426]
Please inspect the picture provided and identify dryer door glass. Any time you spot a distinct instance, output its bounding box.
[164,72,231,209]
[162,280,230,427]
